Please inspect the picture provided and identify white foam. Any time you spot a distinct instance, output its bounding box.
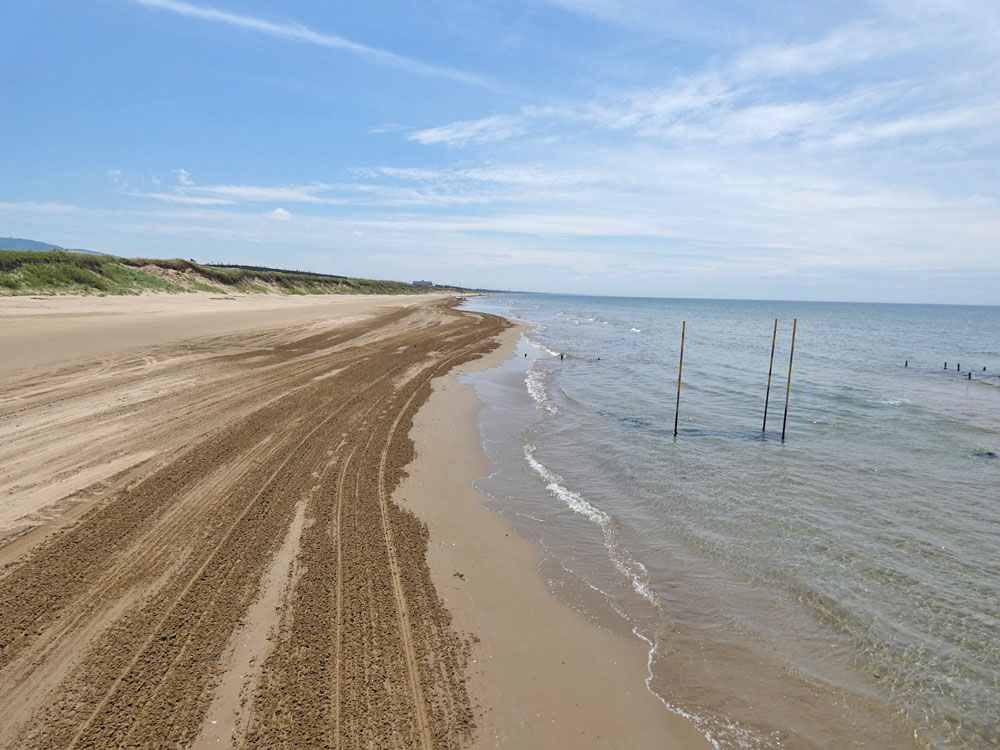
[640,633,781,749]
[524,446,606,524]
[519,446,759,750]
[631,327,641,333]
[638,635,724,749]
[528,339,560,357]
[523,444,659,610]
[525,367,558,415]
[877,396,911,406]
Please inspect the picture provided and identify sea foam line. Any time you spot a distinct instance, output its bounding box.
[522,443,742,748]
[528,339,560,357]
[525,366,558,415]
[523,444,657,609]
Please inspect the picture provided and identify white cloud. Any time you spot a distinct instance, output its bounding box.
[402,13,996,157]
[127,0,488,86]
[141,191,235,205]
[409,115,527,146]
[138,178,347,206]
[0,200,82,214]
[831,102,1000,146]
[732,22,912,79]
[367,123,409,135]
[23,1,995,301]
[265,207,292,222]
[538,0,691,34]
[361,163,603,191]
[187,183,343,204]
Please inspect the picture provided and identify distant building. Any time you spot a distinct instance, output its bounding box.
[413,280,433,287]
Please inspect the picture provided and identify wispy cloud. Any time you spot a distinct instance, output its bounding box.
[173,167,194,186]
[831,101,1000,146]
[409,115,528,146]
[185,183,345,204]
[0,201,82,215]
[124,174,347,206]
[140,192,235,205]
[14,0,995,301]
[127,0,488,86]
[359,163,601,189]
[367,122,409,135]
[405,22,994,153]
[108,169,128,189]
[538,0,691,35]
[732,21,913,79]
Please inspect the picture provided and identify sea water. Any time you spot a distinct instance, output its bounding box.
[461,294,1000,749]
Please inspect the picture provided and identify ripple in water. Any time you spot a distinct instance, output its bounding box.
[465,294,1000,749]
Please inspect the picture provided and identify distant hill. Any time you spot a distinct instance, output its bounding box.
[0,237,108,255]
[0,237,62,251]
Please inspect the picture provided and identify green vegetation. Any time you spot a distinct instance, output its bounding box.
[0,250,460,297]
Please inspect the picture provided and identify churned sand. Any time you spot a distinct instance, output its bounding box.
[0,292,708,748]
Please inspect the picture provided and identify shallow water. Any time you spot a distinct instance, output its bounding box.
[463,294,1000,749]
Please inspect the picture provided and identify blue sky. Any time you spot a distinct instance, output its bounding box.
[2,0,998,302]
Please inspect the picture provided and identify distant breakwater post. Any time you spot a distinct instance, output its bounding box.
[762,318,778,433]
[926,361,991,380]
[674,321,686,437]
[781,318,798,443]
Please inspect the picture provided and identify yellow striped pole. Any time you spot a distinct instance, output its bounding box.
[763,318,778,433]
[674,321,685,437]
[781,318,797,443]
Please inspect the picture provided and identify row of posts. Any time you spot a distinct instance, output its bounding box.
[936,362,987,381]
[673,318,797,442]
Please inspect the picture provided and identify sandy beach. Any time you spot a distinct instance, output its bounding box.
[0,292,708,748]
[400,330,711,749]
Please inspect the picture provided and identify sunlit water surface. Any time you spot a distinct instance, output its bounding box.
[463,294,999,749]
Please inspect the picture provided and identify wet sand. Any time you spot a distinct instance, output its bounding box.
[0,292,709,748]
[398,329,711,749]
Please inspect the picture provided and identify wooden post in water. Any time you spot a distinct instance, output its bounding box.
[781,318,797,443]
[762,318,778,433]
[674,321,686,437]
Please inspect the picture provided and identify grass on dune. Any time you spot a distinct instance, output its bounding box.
[0,249,459,297]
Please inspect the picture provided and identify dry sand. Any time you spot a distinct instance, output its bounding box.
[0,292,709,748]
[0,292,440,375]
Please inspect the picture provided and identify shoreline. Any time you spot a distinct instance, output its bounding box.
[444,295,937,749]
[397,322,711,749]
[2,292,709,747]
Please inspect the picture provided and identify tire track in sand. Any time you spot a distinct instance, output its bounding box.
[0,299,509,749]
[63,371,394,750]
